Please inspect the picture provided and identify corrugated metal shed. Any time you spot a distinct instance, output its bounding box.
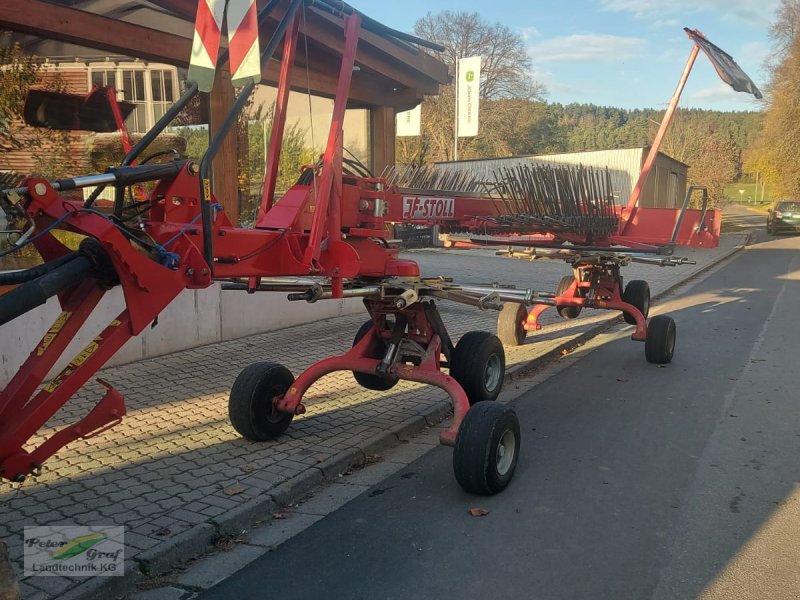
[436,147,688,209]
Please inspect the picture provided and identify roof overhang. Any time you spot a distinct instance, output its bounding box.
[1,0,450,110]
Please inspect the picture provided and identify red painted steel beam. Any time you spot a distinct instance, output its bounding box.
[259,13,302,218]
[621,44,700,232]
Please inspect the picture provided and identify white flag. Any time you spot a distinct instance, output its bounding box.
[457,55,481,137]
[396,104,422,137]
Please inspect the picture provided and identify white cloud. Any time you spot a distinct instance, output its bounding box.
[528,34,646,63]
[687,81,764,107]
[518,25,542,41]
[740,41,770,65]
[601,0,779,26]
[531,68,587,96]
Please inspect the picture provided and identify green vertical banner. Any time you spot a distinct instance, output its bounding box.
[457,55,481,138]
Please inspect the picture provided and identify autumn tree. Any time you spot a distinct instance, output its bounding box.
[662,112,741,205]
[770,0,800,54]
[745,0,800,196]
[397,11,546,164]
[751,33,800,196]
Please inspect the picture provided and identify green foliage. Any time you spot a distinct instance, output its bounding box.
[723,182,773,203]
[0,32,79,179]
[238,117,315,225]
[0,38,40,151]
[88,133,187,171]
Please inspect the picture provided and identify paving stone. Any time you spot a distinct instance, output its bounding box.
[20,582,48,600]
[123,531,163,552]
[23,574,77,597]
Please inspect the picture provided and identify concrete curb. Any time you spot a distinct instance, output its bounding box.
[69,235,747,600]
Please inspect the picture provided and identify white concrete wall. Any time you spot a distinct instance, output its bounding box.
[0,285,364,387]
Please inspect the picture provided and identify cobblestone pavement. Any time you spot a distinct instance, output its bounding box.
[0,234,746,600]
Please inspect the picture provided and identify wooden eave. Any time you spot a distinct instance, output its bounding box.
[1,0,449,110]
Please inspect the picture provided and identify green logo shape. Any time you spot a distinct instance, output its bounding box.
[50,532,107,560]
[466,70,475,82]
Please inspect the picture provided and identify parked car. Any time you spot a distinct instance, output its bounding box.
[767,200,800,235]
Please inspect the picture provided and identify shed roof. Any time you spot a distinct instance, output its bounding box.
[2,0,450,110]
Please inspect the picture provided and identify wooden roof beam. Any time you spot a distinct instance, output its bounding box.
[1,0,190,65]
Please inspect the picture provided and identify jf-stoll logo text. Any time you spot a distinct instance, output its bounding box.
[402,196,455,220]
[24,526,125,577]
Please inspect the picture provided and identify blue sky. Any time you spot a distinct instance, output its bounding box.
[347,0,777,112]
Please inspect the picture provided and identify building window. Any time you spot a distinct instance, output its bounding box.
[88,64,178,133]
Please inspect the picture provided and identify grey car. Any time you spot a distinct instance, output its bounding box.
[767,200,800,235]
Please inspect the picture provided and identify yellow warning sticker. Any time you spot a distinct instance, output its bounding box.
[37,312,72,356]
[69,339,100,368]
[43,368,72,393]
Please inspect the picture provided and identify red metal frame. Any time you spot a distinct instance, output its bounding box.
[0,12,463,483]
[275,302,469,446]
[521,265,647,341]
[102,86,135,156]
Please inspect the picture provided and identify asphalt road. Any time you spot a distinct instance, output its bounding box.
[201,206,800,600]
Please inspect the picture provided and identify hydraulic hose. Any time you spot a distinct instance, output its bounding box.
[0,238,117,327]
[0,252,80,285]
[0,256,93,327]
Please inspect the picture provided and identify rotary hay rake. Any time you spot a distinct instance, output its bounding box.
[0,0,524,495]
[383,26,761,361]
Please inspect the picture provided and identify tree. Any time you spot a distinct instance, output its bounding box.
[662,112,741,205]
[398,11,547,164]
[746,0,800,197]
[414,11,542,100]
[770,0,800,53]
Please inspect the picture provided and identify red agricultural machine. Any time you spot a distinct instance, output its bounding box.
[381,26,761,360]
[0,0,524,495]
[0,0,760,497]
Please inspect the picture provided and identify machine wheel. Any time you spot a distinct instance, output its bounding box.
[645,315,676,364]
[453,402,521,495]
[450,331,505,405]
[556,275,582,319]
[351,320,399,391]
[497,302,528,346]
[229,362,295,441]
[622,279,650,325]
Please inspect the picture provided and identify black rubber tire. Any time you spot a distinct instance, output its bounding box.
[497,302,528,346]
[622,279,650,325]
[450,331,505,405]
[645,315,676,364]
[351,320,399,391]
[556,275,582,319]
[229,362,295,441]
[453,401,521,495]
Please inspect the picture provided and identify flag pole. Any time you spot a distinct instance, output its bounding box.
[453,58,459,161]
